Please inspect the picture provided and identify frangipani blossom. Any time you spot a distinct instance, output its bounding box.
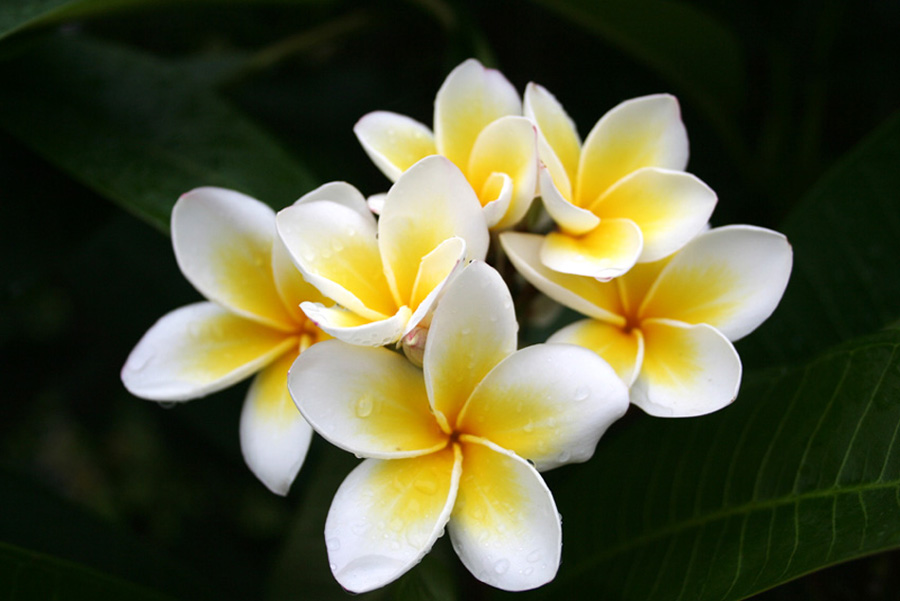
[501,226,792,417]
[354,58,539,230]
[121,188,330,495]
[276,155,489,348]
[525,84,717,279]
[288,261,628,592]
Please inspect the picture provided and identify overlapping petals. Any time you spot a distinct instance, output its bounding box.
[276,155,489,347]
[500,225,792,417]
[524,84,716,279]
[288,261,628,592]
[122,187,329,494]
[355,58,539,229]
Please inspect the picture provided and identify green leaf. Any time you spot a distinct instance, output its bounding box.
[0,0,335,42]
[740,112,900,368]
[0,541,175,600]
[0,468,214,599]
[0,33,316,232]
[527,0,745,136]
[505,325,900,600]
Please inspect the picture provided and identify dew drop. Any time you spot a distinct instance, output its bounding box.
[326,537,341,551]
[523,567,534,576]
[320,248,333,259]
[461,327,472,335]
[523,421,534,433]
[573,386,590,401]
[355,396,373,418]
[390,517,404,532]
[157,401,177,410]
[332,239,344,252]
[351,520,369,535]
[527,550,541,563]
[493,559,510,574]
[558,450,571,463]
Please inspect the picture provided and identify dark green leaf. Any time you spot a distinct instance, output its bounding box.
[504,325,900,600]
[0,33,316,232]
[0,0,335,42]
[741,112,900,368]
[0,468,213,599]
[0,541,176,600]
[527,0,745,139]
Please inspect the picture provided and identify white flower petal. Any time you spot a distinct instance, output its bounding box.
[172,187,295,331]
[288,340,446,458]
[539,167,599,235]
[300,302,411,347]
[367,192,387,215]
[499,232,625,323]
[424,261,518,429]
[524,82,581,189]
[293,181,374,223]
[466,115,539,229]
[577,94,689,207]
[641,225,793,340]
[271,235,327,325]
[479,172,514,229]
[354,111,437,182]
[240,351,312,495]
[541,218,643,280]
[632,318,741,417]
[594,167,717,262]
[325,447,462,593]
[449,438,561,591]
[548,318,645,387]
[434,59,521,169]
[379,155,489,305]
[277,200,397,320]
[405,237,467,336]
[122,302,295,401]
[458,344,628,471]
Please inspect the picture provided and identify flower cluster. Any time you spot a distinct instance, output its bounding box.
[122,58,792,592]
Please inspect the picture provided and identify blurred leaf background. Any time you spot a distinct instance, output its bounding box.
[1,0,898,599]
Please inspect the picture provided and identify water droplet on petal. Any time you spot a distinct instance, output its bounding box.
[351,520,369,535]
[558,450,571,463]
[523,421,534,433]
[332,239,344,252]
[390,517,404,532]
[355,396,373,418]
[157,401,177,409]
[527,550,541,563]
[326,537,341,551]
[523,567,534,576]
[494,559,510,574]
[574,386,590,401]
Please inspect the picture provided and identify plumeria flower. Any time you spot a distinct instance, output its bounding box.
[354,58,538,230]
[276,155,489,349]
[501,225,792,417]
[121,188,330,495]
[524,84,717,279]
[288,261,628,592]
